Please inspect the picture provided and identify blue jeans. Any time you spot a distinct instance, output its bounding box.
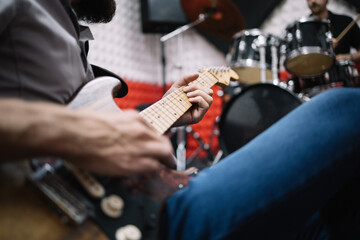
[160,87,360,240]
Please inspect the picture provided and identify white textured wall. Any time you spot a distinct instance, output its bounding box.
[87,0,358,85]
[87,0,226,85]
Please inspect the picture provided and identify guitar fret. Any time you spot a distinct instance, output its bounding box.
[193,73,215,89]
[197,75,207,86]
[151,102,177,125]
[141,97,182,133]
[163,92,188,113]
[173,90,191,110]
[167,94,188,115]
[162,93,189,127]
[147,111,171,131]
[202,73,217,88]
[160,94,186,120]
[142,108,167,133]
[173,90,191,106]
[149,107,171,131]
[159,100,182,121]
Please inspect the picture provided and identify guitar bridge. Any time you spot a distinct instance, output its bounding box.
[30,163,93,225]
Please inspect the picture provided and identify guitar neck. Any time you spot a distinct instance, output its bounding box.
[139,71,218,134]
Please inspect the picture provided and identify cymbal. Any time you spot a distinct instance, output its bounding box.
[180,0,245,39]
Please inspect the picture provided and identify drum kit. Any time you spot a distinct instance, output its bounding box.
[227,17,359,95]
[171,0,360,164]
[220,14,360,157]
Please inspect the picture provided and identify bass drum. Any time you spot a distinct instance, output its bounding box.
[219,84,303,156]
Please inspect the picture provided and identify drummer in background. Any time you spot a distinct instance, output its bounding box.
[307,0,360,63]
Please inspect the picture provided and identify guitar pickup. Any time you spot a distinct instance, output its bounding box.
[30,163,93,225]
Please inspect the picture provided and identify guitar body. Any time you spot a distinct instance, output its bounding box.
[0,163,186,240]
[0,77,190,240]
[0,162,108,240]
[0,68,237,240]
[66,77,190,239]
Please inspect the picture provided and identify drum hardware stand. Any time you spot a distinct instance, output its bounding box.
[258,35,267,83]
[296,92,311,102]
[212,150,223,166]
[185,126,215,166]
[209,116,224,166]
[160,13,207,43]
[270,37,280,85]
[160,12,215,171]
[211,115,223,166]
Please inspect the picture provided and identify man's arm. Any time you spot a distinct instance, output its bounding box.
[334,16,360,63]
[0,99,175,175]
[0,74,213,175]
[335,47,360,63]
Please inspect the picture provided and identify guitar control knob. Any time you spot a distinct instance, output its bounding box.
[115,225,142,240]
[101,194,124,218]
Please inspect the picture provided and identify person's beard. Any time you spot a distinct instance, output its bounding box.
[309,2,325,15]
[71,0,116,23]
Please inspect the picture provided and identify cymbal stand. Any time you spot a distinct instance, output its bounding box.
[160,13,210,171]
[160,13,207,42]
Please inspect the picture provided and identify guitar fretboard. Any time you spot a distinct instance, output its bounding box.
[139,71,218,134]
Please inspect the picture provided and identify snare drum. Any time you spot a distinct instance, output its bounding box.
[327,60,359,87]
[284,17,334,77]
[227,29,282,85]
[219,84,302,155]
[288,60,359,98]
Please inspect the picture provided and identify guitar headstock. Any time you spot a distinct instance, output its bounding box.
[202,67,239,88]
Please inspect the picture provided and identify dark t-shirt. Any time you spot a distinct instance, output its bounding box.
[328,11,360,54]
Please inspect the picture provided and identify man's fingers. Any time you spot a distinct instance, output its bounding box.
[184,85,214,109]
[140,137,176,169]
[184,84,213,95]
[171,73,199,89]
[181,73,199,85]
[187,89,213,103]
[122,158,163,175]
[188,96,211,110]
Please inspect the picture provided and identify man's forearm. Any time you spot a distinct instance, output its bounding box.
[0,98,175,176]
[350,50,360,63]
[0,99,78,161]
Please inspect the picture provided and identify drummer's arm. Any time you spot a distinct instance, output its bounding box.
[335,48,360,63]
[332,37,360,63]
[349,49,360,63]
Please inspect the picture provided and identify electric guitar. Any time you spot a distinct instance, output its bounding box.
[0,67,238,240]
